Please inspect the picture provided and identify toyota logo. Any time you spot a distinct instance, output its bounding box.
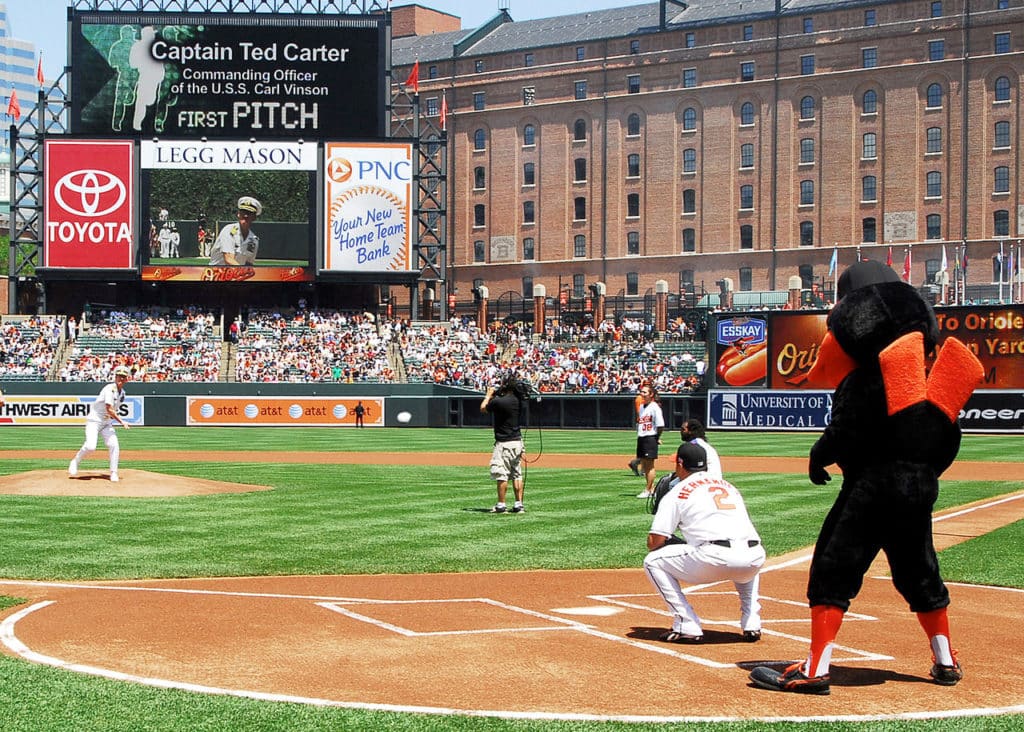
[53,169,127,217]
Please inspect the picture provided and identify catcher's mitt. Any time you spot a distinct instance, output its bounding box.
[647,473,676,515]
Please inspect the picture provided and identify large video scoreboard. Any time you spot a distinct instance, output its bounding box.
[40,10,414,284]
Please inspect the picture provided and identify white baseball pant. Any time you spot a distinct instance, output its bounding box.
[643,541,766,636]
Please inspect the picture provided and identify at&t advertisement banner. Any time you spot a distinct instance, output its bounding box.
[323,143,412,273]
[43,139,135,269]
[187,397,383,426]
[71,13,385,139]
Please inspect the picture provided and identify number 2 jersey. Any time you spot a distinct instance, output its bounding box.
[649,471,760,546]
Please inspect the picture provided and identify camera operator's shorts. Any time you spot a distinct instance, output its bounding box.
[636,435,659,460]
[490,439,524,481]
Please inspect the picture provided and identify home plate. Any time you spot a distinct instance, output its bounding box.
[550,606,623,616]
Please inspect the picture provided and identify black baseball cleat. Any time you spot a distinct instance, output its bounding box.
[742,630,762,642]
[511,504,525,513]
[930,655,963,686]
[628,460,641,477]
[749,663,830,695]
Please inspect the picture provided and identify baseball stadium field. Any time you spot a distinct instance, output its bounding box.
[0,426,1022,731]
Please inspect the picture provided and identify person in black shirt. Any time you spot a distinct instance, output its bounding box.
[480,371,528,513]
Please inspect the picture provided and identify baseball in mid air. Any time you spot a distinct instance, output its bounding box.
[396,411,412,424]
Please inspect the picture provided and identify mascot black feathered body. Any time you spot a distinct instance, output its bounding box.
[750,261,984,696]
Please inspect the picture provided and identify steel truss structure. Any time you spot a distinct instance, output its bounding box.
[9,0,446,318]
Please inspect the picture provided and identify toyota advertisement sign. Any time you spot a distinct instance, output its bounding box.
[43,139,135,269]
[70,12,385,139]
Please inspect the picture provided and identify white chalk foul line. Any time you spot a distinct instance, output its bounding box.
[2,601,1021,724]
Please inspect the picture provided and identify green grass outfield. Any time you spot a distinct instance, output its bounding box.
[0,427,1021,731]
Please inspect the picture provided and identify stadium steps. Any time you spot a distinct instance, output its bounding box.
[389,342,408,382]
[222,341,235,382]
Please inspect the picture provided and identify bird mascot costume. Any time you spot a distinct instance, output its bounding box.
[750,260,985,695]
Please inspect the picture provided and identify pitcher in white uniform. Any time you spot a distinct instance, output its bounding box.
[69,365,131,482]
[643,442,766,643]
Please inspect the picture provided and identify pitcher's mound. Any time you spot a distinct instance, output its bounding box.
[0,469,272,497]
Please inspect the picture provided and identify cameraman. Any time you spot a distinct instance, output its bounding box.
[480,372,529,513]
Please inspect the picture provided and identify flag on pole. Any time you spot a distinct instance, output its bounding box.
[404,60,419,93]
[886,246,893,268]
[941,245,948,275]
[440,90,448,131]
[36,54,45,86]
[6,87,20,121]
[828,246,838,276]
[962,248,968,276]
[903,248,912,283]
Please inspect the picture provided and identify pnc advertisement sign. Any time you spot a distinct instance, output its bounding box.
[43,139,135,269]
[323,142,413,273]
[71,12,384,139]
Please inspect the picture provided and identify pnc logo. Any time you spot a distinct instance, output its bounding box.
[53,169,127,217]
[327,158,353,183]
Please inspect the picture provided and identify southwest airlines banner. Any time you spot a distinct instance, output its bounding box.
[0,395,144,426]
[323,143,412,272]
[187,397,383,426]
[43,139,135,269]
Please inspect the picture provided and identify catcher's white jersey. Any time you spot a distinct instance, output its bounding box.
[691,437,723,479]
[649,471,759,545]
[87,383,126,427]
[636,401,665,437]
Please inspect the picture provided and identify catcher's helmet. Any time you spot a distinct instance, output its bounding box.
[648,473,676,515]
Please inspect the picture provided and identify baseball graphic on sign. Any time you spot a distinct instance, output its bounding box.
[328,185,409,271]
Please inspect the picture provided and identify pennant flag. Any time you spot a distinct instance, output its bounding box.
[886,246,893,268]
[36,54,45,86]
[440,90,448,131]
[962,249,968,276]
[6,87,20,121]
[404,60,419,93]
[828,247,838,276]
[941,245,948,274]
[903,248,912,283]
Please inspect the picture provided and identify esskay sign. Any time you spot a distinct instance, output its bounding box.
[43,140,135,269]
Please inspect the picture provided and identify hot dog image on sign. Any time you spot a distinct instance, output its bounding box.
[715,316,768,387]
[323,143,412,272]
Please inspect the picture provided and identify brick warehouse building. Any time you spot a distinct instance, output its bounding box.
[391,0,1023,312]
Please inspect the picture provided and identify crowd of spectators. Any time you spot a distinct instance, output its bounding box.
[234,309,397,383]
[400,319,501,389]
[0,315,63,380]
[61,307,221,383]
[1,307,710,391]
[396,314,708,394]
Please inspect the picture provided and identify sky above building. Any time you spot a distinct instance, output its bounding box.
[11,0,650,83]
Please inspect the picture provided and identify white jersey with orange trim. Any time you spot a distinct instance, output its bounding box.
[691,437,723,479]
[649,471,759,546]
[636,401,664,438]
